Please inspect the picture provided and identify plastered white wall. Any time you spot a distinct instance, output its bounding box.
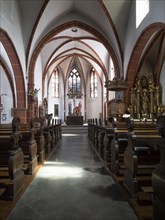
[34,55,43,106]
[1,0,26,77]
[0,67,13,124]
[124,0,165,78]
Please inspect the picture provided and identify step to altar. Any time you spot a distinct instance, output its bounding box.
[61,124,88,134]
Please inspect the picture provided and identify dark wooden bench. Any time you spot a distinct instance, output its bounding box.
[88,118,113,165]
[55,119,62,142]
[31,117,45,163]
[152,115,165,220]
[88,118,97,148]
[43,114,53,156]
[88,118,105,157]
[109,118,128,175]
[123,117,160,198]
[103,126,114,165]
[110,117,159,176]
[0,117,24,200]
[111,129,128,175]
[20,121,38,175]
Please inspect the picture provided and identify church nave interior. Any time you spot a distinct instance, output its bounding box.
[0,0,165,220]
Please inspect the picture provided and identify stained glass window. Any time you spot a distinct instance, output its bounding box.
[90,68,98,98]
[68,68,81,98]
[51,69,59,97]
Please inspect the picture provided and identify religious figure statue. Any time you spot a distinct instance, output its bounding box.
[68,101,72,115]
[142,90,149,114]
[134,77,141,92]
[73,101,82,116]
[149,79,155,92]
[28,88,40,101]
[155,85,161,106]
[157,105,164,114]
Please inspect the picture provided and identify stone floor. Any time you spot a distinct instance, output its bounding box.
[6,133,139,220]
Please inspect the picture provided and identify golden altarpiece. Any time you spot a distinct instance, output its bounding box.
[127,72,164,120]
[105,72,164,121]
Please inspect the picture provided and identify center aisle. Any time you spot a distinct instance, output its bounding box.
[7,132,139,220]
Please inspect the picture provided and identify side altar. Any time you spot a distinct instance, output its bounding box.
[66,116,83,125]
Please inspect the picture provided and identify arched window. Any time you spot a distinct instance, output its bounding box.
[68,68,81,98]
[90,68,98,98]
[51,69,59,97]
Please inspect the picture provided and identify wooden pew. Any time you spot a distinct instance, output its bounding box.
[88,119,96,148]
[123,117,160,198]
[49,118,62,149]
[20,120,38,175]
[31,117,45,163]
[0,117,24,200]
[88,118,113,165]
[50,119,56,149]
[43,114,53,156]
[55,119,62,143]
[98,118,106,159]
[110,117,159,176]
[103,125,114,165]
[110,117,128,175]
[88,118,100,154]
[91,118,105,157]
[94,118,100,151]
[152,115,165,220]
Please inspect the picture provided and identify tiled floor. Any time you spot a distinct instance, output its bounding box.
[6,133,139,220]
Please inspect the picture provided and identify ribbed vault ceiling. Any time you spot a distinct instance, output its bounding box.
[17,0,164,83]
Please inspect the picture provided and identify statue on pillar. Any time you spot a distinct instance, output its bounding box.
[28,88,40,102]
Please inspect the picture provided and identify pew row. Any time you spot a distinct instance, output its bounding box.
[88,118,113,165]
[110,118,128,175]
[31,117,45,163]
[20,122,38,175]
[123,118,160,198]
[110,118,160,177]
[152,115,165,220]
[0,117,24,200]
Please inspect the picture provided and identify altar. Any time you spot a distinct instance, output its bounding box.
[66,116,83,125]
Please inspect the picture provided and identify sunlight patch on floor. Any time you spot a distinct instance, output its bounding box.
[44,161,67,166]
[62,134,80,136]
[37,165,83,179]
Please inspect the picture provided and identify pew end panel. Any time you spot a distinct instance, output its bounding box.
[20,128,38,175]
[123,130,160,199]
[152,115,165,220]
[0,131,24,200]
[111,130,128,175]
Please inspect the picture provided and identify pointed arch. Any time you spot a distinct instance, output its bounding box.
[125,22,165,104]
[0,28,26,122]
